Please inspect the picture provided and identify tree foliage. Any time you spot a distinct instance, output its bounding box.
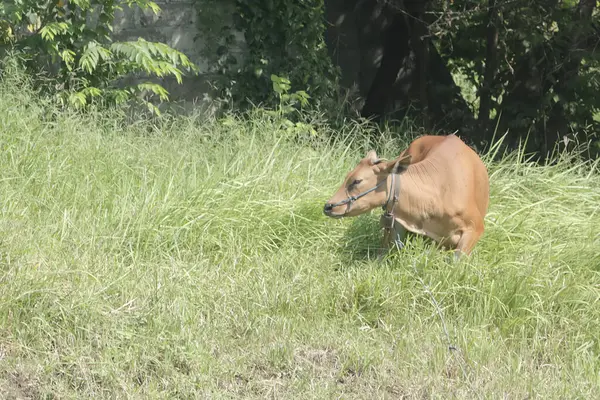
[194,0,598,155]
[0,0,198,114]
[432,0,600,153]
[329,0,599,155]
[195,0,338,109]
[1,0,598,156]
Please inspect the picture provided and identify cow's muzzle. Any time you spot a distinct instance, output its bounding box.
[323,202,344,218]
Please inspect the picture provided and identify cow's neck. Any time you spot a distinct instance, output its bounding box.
[393,160,440,222]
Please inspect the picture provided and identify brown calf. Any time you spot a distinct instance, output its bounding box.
[323,135,489,256]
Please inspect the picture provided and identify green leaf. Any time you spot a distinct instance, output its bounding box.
[111,39,198,82]
[80,87,102,98]
[79,42,112,74]
[39,22,69,41]
[68,92,87,108]
[60,49,76,70]
[137,82,170,101]
[143,100,162,116]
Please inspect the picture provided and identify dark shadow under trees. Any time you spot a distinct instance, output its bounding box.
[324,0,600,158]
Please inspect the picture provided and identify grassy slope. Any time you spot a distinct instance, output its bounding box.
[0,78,599,399]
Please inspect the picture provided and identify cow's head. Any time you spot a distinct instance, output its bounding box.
[323,150,411,218]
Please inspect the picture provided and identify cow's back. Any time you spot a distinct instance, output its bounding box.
[431,135,489,222]
[403,135,448,163]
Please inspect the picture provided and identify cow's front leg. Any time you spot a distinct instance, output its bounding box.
[378,214,406,259]
[392,222,407,250]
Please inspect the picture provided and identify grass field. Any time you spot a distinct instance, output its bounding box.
[1,75,600,399]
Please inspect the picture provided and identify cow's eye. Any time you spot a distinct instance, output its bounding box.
[350,179,362,187]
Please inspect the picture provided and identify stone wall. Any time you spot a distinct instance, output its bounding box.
[112,1,242,105]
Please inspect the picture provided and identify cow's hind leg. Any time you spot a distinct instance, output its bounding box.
[454,225,483,259]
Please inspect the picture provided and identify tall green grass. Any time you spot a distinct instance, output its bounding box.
[0,71,599,399]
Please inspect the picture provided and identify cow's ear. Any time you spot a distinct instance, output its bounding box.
[366,150,386,166]
[375,153,411,175]
[366,150,378,164]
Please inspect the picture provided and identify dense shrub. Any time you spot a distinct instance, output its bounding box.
[0,0,197,114]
